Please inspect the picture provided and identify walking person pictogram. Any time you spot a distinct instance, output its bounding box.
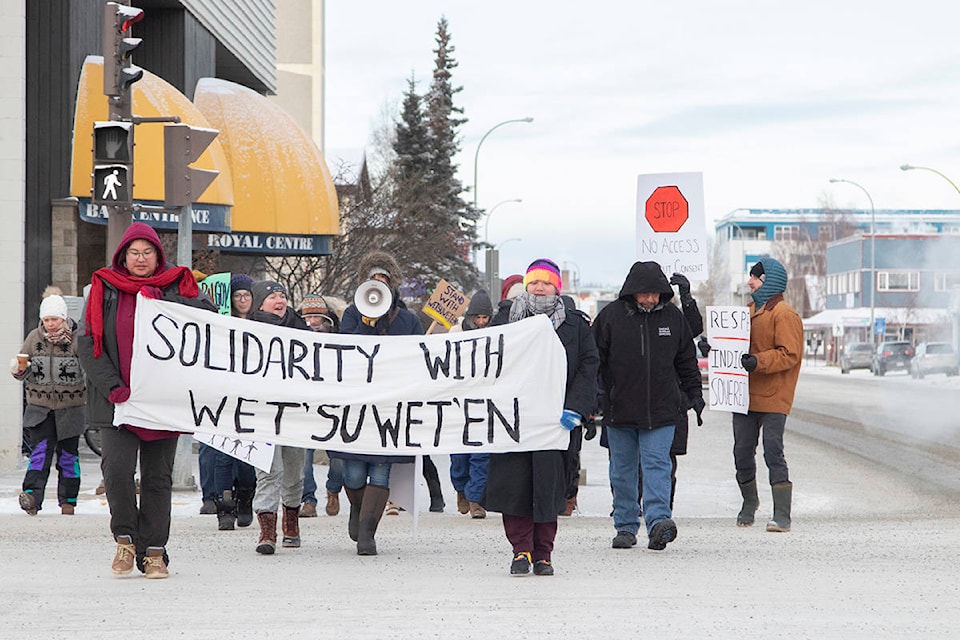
[102,169,122,200]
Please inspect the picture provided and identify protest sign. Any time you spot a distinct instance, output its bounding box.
[115,296,569,454]
[422,279,470,329]
[636,172,709,279]
[706,305,751,415]
[198,272,232,315]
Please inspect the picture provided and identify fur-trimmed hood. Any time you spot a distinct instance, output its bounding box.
[357,251,402,288]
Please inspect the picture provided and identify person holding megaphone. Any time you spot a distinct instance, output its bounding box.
[333,251,445,555]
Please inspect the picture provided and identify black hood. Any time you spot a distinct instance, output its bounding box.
[617,261,674,305]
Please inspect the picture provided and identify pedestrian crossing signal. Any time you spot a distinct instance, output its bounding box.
[92,165,130,205]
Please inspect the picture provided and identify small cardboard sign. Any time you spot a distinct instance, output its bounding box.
[422,279,470,329]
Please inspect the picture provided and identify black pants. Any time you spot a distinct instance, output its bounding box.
[22,412,80,509]
[101,427,178,559]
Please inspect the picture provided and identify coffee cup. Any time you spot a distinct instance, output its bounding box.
[16,354,29,370]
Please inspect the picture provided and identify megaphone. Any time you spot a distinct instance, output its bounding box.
[354,279,393,319]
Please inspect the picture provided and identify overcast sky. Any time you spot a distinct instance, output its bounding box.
[324,1,960,287]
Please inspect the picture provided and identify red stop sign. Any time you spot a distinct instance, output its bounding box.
[645,185,689,232]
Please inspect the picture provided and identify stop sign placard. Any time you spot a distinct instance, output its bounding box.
[645,185,688,232]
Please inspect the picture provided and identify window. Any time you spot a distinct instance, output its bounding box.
[877,271,919,292]
[818,225,835,241]
[942,225,960,235]
[934,272,960,291]
[774,225,799,241]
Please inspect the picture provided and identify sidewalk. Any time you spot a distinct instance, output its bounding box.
[2,405,959,639]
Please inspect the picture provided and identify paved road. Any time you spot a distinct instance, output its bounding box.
[1,367,959,639]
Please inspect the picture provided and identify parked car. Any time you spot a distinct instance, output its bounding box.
[910,342,959,378]
[840,342,874,374]
[872,341,915,376]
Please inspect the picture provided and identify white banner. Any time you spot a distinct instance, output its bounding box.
[115,296,569,454]
[705,305,751,415]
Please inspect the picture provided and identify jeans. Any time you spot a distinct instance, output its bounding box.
[197,442,217,501]
[342,459,391,490]
[449,453,489,502]
[732,411,789,485]
[212,448,256,496]
[302,450,345,504]
[252,445,305,513]
[607,425,675,536]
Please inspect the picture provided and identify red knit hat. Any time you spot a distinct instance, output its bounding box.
[500,274,524,301]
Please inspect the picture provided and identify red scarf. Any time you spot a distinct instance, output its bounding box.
[85,265,198,357]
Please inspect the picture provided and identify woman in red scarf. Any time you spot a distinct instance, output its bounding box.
[78,222,215,579]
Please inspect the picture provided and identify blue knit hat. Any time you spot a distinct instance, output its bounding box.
[750,257,788,307]
[230,273,254,294]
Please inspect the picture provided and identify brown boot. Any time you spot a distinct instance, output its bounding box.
[457,492,470,514]
[357,485,390,556]
[282,505,301,548]
[344,486,365,542]
[256,512,277,555]
[325,490,340,516]
[468,502,487,519]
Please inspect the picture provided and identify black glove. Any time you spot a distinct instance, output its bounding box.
[741,353,758,372]
[669,273,691,298]
[697,336,711,357]
[690,396,705,426]
[584,419,597,441]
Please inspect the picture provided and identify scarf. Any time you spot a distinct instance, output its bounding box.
[85,265,198,358]
[42,320,73,346]
[508,291,566,328]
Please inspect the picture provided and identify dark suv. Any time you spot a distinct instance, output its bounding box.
[840,342,874,374]
[872,341,915,376]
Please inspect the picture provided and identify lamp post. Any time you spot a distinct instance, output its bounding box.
[900,163,960,196]
[830,178,876,345]
[484,198,522,246]
[472,117,533,210]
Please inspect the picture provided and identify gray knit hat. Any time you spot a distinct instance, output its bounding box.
[251,280,287,312]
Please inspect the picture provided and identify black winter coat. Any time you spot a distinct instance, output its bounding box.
[593,262,702,431]
[483,305,599,522]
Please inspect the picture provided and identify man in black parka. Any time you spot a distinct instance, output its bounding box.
[593,261,704,551]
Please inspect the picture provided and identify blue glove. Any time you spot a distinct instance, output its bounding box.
[560,410,582,431]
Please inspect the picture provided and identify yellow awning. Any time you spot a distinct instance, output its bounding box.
[70,56,234,206]
[193,77,339,235]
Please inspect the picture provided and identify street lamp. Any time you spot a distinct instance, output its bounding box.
[830,178,876,345]
[495,237,522,250]
[900,164,960,196]
[484,198,522,245]
[472,117,534,209]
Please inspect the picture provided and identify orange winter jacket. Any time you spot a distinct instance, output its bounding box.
[745,294,803,414]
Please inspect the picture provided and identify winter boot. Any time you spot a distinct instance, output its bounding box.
[357,485,390,556]
[216,490,237,531]
[766,482,793,532]
[737,479,760,527]
[235,486,255,528]
[345,486,365,542]
[325,490,340,516]
[255,512,278,555]
[282,504,301,548]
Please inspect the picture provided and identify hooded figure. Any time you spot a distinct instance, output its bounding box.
[734,255,803,534]
[78,221,216,579]
[461,289,493,331]
[592,261,702,552]
[340,251,421,336]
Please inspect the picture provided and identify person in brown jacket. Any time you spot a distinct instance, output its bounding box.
[735,257,803,533]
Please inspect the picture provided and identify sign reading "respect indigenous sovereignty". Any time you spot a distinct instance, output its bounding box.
[115,296,569,454]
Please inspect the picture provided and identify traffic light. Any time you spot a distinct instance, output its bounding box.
[103,2,144,97]
[91,121,134,206]
[163,124,220,208]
